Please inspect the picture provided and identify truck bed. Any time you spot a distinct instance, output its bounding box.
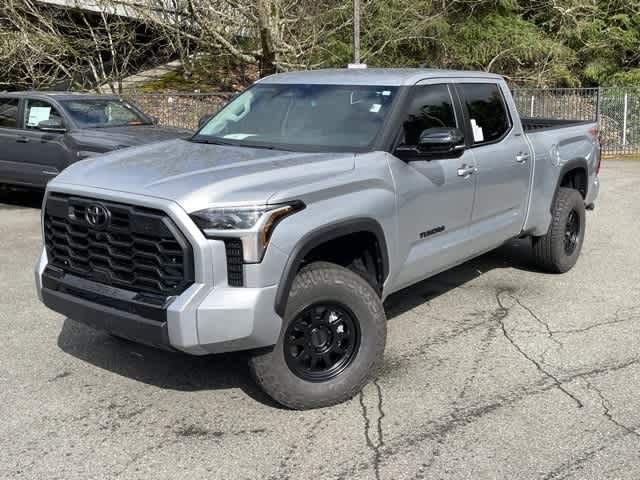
[521,117,593,132]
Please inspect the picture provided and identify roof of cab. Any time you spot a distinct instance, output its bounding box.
[258,68,504,86]
[0,91,121,101]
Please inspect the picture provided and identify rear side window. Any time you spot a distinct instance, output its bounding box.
[0,98,19,128]
[399,84,457,145]
[23,99,64,129]
[458,83,511,145]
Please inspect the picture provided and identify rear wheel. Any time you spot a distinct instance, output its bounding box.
[249,261,386,409]
[532,187,586,273]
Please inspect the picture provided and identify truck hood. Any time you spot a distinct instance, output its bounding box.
[53,139,355,212]
[70,125,193,149]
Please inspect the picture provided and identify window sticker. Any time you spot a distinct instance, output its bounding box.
[27,106,51,127]
[223,133,257,140]
[470,118,484,142]
[369,104,382,113]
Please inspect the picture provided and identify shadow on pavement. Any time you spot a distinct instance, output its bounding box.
[0,187,44,209]
[56,237,542,406]
[57,319,283,408]
[384,238,541,320]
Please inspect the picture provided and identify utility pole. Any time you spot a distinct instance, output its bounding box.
[353,0,360,64]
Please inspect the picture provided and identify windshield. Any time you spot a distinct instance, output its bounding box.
[61,99,152,128]
[195,84,398,150]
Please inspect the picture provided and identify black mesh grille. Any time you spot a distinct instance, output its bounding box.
[224,239,244,287]
[44,193,194,297]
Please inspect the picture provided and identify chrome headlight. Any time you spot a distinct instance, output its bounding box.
[189,202,304,263]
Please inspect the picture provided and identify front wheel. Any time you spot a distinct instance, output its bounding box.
[249,261,387,409]
[532,187,586,273]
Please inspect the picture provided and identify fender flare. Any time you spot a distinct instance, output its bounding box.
[551,158,589,212]
[273,218,389,317]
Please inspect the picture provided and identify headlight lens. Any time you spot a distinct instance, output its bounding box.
[189,202,304,263]
[190,206,270,231]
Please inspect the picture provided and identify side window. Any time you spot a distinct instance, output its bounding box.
[0,98,19,128]
[399,84,457,146]
[458,83,511,145]
[23,99,64,130]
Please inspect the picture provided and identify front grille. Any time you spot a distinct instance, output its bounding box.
[44,193,194,297]
[224,239,244,287]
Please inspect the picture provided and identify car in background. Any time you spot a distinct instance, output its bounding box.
[0,92,193,189]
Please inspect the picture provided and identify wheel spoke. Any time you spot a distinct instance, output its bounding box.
[284,302,360,381]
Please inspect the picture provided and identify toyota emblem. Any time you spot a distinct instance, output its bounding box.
[85,204,110,229]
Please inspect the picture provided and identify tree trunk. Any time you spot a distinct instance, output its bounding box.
[256,0,277,77]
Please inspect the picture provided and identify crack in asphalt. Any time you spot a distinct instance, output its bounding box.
[495,289,584,408]
[333,353,640,480]
[359,379,385,480]
[585,380,640,440]
[551,305,640,336]
[511,295,563,347]
[541,442,611,480]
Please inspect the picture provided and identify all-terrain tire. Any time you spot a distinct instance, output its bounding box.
[532,187,586,273]
[249,261,386,410]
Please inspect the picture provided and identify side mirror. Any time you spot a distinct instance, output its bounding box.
[37,119,66,133]
[198,113,214,129]
[417,127,465,155]
[150,115,159,125]
[396,127,465,160]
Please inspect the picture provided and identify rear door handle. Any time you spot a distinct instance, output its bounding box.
[457,165,477,177]
[16,136,30,143]
[515,152,530,163]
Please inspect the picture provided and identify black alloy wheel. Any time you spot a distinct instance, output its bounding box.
[564,209,580,255]
[284,303,360,382]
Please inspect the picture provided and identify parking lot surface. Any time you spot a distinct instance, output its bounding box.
[1,160,639,480]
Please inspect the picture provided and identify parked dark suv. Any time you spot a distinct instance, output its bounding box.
[0,92,193,189]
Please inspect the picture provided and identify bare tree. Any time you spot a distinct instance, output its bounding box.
[1,0,164,91]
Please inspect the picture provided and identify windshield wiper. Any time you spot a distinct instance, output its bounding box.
[189,137,235,146]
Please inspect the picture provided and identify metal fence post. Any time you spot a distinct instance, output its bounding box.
[596,86,602,122]
[622,92,628,147]
[530,96,535,117]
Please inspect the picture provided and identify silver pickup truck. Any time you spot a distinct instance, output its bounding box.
[36,68,600,409]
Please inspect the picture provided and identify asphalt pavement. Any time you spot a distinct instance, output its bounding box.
[1,160,639,480]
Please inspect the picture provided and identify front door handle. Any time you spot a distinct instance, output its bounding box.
[457,165,477,177]
[16,136,30,143]
[515,152,530,163]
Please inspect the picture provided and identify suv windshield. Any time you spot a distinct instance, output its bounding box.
[195,84,398,150]
[61,99,152,128]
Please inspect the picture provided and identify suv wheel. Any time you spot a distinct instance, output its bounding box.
[532,187,586,273]
[249,261,386,409]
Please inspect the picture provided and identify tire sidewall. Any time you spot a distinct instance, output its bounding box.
[251,262,386,408]
[552,189,586,271]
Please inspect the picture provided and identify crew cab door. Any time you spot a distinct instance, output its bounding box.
[454,81,533,249]
[0,97,23,185]
[14,98,72,187]
[387,82,477,291]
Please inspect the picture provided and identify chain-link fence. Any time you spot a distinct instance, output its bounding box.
[512,87,640,155]
[128,88,640,156]
[127,92,235,130]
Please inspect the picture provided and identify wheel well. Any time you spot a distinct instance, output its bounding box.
[301,232,384,295]
[560,167,587,199]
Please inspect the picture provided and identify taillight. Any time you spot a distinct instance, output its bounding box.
[588,127,598,138]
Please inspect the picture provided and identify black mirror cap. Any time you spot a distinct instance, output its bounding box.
[395,127,465,161]
[37,119,66,133]
[198,113,214,129]
[418,127,465,153]
[151,115,159,125]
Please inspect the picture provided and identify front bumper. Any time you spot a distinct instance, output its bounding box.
[37,247,282,355]
[35,184,284,355]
